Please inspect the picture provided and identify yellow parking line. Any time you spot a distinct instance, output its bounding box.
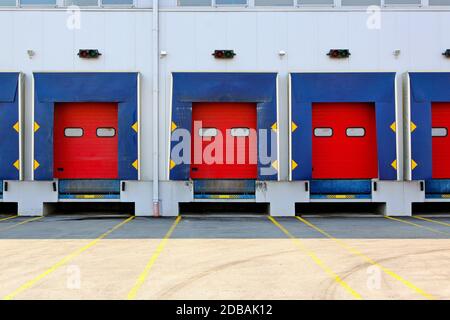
[268,216,363,300]
[0,215,17,222]
[414,216,450,227]
[3,216,134,300]
[0,216,43,232]
[296,216,435,300]
[127,216,182,300]
[385,216,449,236]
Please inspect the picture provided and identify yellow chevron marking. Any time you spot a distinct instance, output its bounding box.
[271,160,278,171]
[34,122,40,133]
[171,121,177,132]
[411,159,418,170]
[292,121,298,132]
[13,160,20,170]
[132,160,139,170]
[13,122,19,133]
[132,122,138,133]
[33,160,40,170]
[291,160,298,171]
[170,159,176,170]
[271,122,278,132]
[410,122,417,133]
[390,122,396,132]
[391,159,397,170]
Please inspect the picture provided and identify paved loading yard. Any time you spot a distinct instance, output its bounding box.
[0,214,449,300]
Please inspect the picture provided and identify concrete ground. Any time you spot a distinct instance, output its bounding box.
[0,214,449,300]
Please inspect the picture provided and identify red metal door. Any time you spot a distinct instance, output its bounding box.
[191,102,257,179]
[432,102,450,178]
[54,102,118,179]
[312,102,378,179]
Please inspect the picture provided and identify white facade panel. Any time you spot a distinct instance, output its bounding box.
[1,7,450,215]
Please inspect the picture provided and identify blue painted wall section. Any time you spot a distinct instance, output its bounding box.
[290,72,397,181]
[409,72,450,180]
[169,72,278,181]
[33,72,138,181]
[0,73,20,180]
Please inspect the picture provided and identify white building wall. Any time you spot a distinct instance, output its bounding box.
[0,7,450,193]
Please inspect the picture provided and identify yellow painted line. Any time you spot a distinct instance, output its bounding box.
[3,216,134,300]
[127,216,182,300]
[414,216,450,227]
[0,215,18,222]
[268,216,362,300]
[0,216,43,232]
[296,216,435,300]
[385,216,449,236]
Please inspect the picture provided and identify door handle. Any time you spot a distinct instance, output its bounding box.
[191,167,199,172]
[57,168,64,172]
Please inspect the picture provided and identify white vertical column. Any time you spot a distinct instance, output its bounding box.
[153,0,161,216]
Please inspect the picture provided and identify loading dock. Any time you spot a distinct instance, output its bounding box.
[11,72,141,216]
[168,72,279,214]
[407,72,450,211]
[289,72,404,215]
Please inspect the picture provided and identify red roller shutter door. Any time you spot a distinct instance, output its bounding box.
[53,102,118,179]
[312,102,378,179]
[190,102,257,179]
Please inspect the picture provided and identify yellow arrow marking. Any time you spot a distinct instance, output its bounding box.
[292,121,298,132]
[170,159,176,170]
[291,160,298,171]
[391,159,397,170]
[410,122,417,133]
[271,160,278,171]
[13,160,20,170]
[13,122,19,133]
[33,160,40,170]
[34,122,40,133]
[171,121,177,132]
[132,160,139,170]
[271,122,278,132]
[411,159,417,170]
[390,122,396,132]
[132,122,138,133]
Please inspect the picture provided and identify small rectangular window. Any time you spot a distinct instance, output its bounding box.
[231,128,250,137]
[97,128,116,137]
[0,0,17,6]
[429,0,450,4]
[65,0,98,5]
[20,0,56,5]
[199,128,218,137]
[346,128,366,137]
[341,0,380,5]
[314,128,333,137]
[256,0,293,6]
[384,0,420,4]
[432,127,448,137]
[216,0,247,5]
[64,128,83,137]
[102,0,133,5]
[298,0,334,5]
[178,0,211,5]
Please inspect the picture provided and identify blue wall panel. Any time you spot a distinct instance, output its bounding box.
[170,72,278,181]
[409,72,450,180]
[33,73,138,181]
[290,72,397,181]
[0,73,20,180]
